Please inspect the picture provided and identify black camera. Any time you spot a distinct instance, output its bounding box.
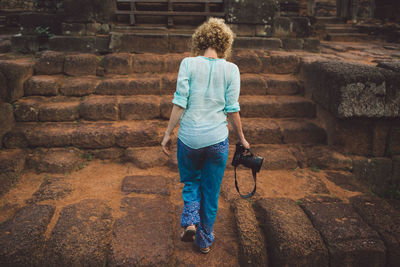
[231,142,264,198]
[232,143,263,173]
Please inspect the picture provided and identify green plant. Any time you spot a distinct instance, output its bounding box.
[35,26,54,38]
[78,163,85,170]
[296,200,303,205]
[81,153,93,161]
[311,165,320,172]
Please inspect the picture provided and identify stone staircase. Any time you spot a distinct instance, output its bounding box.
[314,16,371,42]
[1,49,399,266]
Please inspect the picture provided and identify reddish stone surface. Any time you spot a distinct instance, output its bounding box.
[24,75,63,96]
[60,76,99,96]
[34,51,65,75]
[264,52,300,74]
[350,194,400,267]
[125,147,168,169]
[256,198,329,267]
[26,148,81,173]
[119,95,161,120]
[301,201,386,267]
[231,50,262,73]
[26,176,73,203]
[0,204,55,266]
[39,100,80,122]
[236,118,282,144]
[64,54,98,76]
[0,149,26,173]
[240,74,267,95]
[160,95,173,119]
[232,199,268,267]
[44,199,112,266]
[161,74,177,95]
[132,53,165,73]
[0,102,14,146]
[279,119,327,144]
[110,197,174,266]
[164,53,187,73]
[0,59,34,102]
[102,53,132,75]
[79,95,119,121]
[121,175,170,195]
[264,74,302,95]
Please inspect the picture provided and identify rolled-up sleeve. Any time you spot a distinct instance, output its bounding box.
[224,64,240,113]
[172,58,190,109]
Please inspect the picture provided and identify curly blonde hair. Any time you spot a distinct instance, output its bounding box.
[191,17,235,59]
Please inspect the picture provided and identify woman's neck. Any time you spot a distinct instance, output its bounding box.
[203,48,218,59]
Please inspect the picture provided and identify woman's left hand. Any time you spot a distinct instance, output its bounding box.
[161,133,172,156]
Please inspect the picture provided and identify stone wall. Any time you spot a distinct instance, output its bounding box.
[0,0,34,10]
[300,58,400,195]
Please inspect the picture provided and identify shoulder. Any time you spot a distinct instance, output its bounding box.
[225,61,239,72]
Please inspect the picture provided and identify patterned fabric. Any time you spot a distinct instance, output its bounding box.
[181,201,200,227]
[177,137,229,249]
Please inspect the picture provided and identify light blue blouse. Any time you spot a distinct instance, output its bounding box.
[172,56,241,149]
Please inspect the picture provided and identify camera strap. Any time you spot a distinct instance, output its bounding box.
[234,167,257,199]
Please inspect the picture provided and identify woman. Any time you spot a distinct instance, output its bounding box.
[161,18,250,254]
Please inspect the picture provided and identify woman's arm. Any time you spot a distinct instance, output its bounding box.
[161,104,185,155]
[227,111,250,149]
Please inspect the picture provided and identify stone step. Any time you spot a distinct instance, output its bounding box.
[324,25,359,34]
[299,197,386,266]
[33,50,301,76]
[3,118,326,149]
[23,73,302,97]
[326,33,372,42]
[14,95,316,122]
[315,16,343,25]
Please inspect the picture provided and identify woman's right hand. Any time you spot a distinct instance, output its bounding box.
[240,138,250,150]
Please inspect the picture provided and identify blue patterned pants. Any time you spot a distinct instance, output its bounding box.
[177,137,229,248]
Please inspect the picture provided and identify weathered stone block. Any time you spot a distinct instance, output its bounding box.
[301,60,400,118]
[229,24,256,37]
[256,198,329,266]
[0,172,20,196]
[226,0,277,24]
[231,50,262,73]
[388,121,400,155]
[61,23,86,36]
[291,17,311,38]
[301,201,386,267]
[26,176,73,203]
[350,194,400,267]
[119,96,160,120]
[26,148,81,173]
[109,197,174,266]
[232,199,268,267]
[352,156,393,194]
[49,36,109,53]
[24,75,63,96]
[35,50,65,75]
[110,32,169,54]
[11,35,40,53]
[79,95,118,121]
[132,54,165,73]
[0,59,34,102]
[0,204,55,266]
[273,17,292,37]
[60,77,99,96]
[282,38,304,50]
[303,38,320,52]
[101,53,132,75]
[125,147,168,169]
[234,37,282,50]
[0,102,14,147]
[121,175,170,195]
[63,0,116,23]
[0,149,26,173]
[391,156,400,189]
[44,199,112,266]
[64,54,98,76]
[168,34,191,53]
